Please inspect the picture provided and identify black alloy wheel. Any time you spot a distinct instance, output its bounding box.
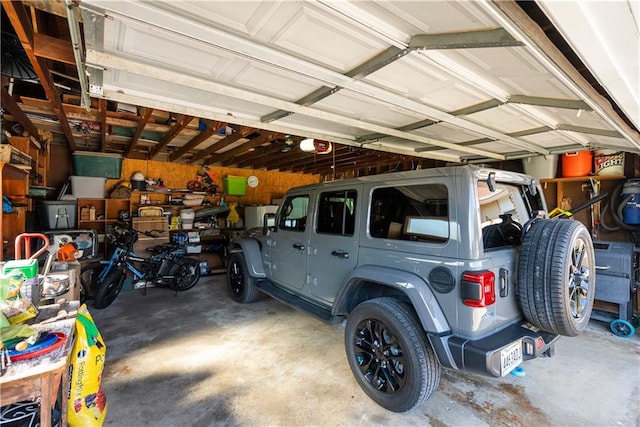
[345,297,440,412]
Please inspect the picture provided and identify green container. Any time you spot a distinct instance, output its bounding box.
[2,259,39,280]
[72,151,123,178]
[224,177,247,196]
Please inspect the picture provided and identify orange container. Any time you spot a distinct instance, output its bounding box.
[562,151,593,177]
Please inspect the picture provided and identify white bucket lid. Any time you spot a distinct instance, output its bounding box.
[180,208,196,219]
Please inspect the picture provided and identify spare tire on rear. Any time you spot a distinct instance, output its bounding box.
[517,219,595,336]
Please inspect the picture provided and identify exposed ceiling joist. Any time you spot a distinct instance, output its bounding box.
[1,86,42,148]
[3,0,76,151]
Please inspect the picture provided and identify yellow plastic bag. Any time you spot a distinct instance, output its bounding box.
[68,304,108,426]
[226,201,240,223]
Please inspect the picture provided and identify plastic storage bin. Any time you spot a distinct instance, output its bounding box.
[224,176,247,195]
[70,176,106,198]
[72,151,123,178]
[522,155,558,179]
[562,151,592,177]
[36,200,78,230]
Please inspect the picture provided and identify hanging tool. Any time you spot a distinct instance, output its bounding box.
[582,178,601,240]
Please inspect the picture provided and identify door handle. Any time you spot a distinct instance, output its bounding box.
[331,250,350,259]
[293,243,305,251]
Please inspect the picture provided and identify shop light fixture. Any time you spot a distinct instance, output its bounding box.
[299,138,333,154]
[300,138,316,152]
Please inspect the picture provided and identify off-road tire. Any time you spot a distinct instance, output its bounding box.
[80,261,109,304]
[345,297,441,412]
[518,219,595,336]
[226,253,259,303]
[94,268,126,309]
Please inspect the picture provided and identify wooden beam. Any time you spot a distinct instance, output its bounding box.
[149,115,193,159]
[3,0,77,151]
[215,132,280,165]
[189,126,253,163]
[98,98,107,151]
[33,33,75,65]
[126,107,153,157]
[170,121,225,162]
[234,142,284,168]
[1,86,42,148]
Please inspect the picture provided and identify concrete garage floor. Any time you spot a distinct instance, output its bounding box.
[90,275,640,427]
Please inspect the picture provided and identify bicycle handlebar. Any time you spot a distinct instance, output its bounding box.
[112,221,167,244]
[140,229,166,239]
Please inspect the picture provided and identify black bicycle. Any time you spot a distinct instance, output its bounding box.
[80,222,201,309]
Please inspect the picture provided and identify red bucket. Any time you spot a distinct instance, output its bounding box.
[562,151,592,177]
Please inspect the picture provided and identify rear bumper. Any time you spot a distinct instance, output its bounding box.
[430,323,559,377]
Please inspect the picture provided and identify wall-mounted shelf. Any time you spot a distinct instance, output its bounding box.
[76,198,131,254]
[540,175,626,209]
[1,163,29,260]
[540,174,628,242]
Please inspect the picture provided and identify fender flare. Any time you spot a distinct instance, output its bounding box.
[227,238,266,278]
[333,265,451,335]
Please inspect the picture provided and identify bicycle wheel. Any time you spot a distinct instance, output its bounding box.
[80,261,110,304]
[170,257,201,291]
[94,267,126,309]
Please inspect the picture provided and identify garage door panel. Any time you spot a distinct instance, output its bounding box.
[313,90,426,129]
[105,70,277,120]
[414,123,487,144]
[366,54,490,111]
[268,3,387,73]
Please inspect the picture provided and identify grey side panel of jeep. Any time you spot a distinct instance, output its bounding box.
[335,265,451,334]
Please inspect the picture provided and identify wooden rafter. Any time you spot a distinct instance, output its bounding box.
[234,142,285,168]
[33,33,74,65]
[125,107,153,157]
[2,0,77,151]
[149,114,193,159]
[170,121,225,162]
[1,87,42,149]
[215,132,280,165]
[98,98,107,152]
[190,125,253,163]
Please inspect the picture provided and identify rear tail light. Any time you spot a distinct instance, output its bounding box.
[461,271,496,307]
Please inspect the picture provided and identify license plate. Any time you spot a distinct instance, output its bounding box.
[500,340,523,376]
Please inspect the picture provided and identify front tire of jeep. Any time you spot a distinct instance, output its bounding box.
[226,253,259,303]
[344,297,441,412]
[518,219,595,336]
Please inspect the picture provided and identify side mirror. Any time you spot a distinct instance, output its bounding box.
[263,213,277,235]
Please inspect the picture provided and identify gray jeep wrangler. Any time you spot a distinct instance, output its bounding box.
[226,165,595,412]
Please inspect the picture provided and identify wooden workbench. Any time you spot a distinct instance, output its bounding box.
[0,303,78,426]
